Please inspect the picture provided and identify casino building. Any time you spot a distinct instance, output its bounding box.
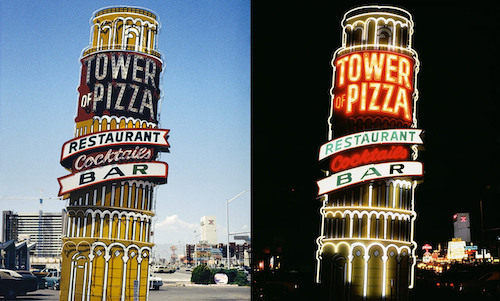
[315,6,422,300]
[58,7,169,300]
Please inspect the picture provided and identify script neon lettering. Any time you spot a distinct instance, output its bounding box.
[330,146,409,172]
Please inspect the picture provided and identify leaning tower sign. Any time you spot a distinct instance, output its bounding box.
[57,7,169,300]
[315,6,423,301]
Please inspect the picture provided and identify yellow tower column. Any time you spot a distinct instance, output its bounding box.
[58,6,169,301]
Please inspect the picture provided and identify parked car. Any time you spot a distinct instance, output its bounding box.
[15,270,39,292]
[43,270,61,288]
[460,270,500,298]
[0,269,38,299]
[435,265,475,294]
[149,275,163,290]
[53,279,60,290]
[156,266,175,273]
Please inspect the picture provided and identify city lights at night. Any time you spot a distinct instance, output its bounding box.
[253,0,500,300]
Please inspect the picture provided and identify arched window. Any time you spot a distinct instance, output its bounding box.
[352,27,364,46]
[400,27,409,48]
[377,27,392,46]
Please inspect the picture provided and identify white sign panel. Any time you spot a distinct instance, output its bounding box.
[447,240,467,260]
[60,128,170,167]
[214,273,229,285]
[58,162,168,196]
[318,129,423,161]
[317,161,423,195]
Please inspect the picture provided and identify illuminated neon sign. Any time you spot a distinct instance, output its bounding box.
[333,50,415,122]
[317,161,422,195]
[316,5,422,300]
[329,145,409,172]
[318,128,422,161]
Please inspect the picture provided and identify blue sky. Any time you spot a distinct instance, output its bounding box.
[0,0,250,256]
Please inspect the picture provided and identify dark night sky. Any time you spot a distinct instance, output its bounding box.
[252,0,500,277]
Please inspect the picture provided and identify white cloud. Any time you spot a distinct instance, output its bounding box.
[152,215,199,245]
[155,214,198,231]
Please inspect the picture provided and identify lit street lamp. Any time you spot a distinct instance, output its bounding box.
[226,189,249,268]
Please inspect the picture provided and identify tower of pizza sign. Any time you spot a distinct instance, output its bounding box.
[57,7,169,300]
[315,6,423,300]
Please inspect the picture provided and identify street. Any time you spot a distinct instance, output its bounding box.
[149,285,250,301]
[150,269,250,300]
[5,286,250,301]
[2,270,250,300]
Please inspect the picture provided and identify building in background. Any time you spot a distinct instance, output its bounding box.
[2,210,63,257]
[453,212,471,242]
[200,215,217,245]
[185,241,251,267]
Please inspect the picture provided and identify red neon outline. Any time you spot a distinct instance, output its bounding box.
[57,161,168,196]
[60,128,170,167]
[332,50,415,122]
[329,145,410,172]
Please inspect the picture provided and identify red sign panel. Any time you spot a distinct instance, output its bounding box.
[332,50,415,134]
[76,51,162,123]
[329,145,410,173]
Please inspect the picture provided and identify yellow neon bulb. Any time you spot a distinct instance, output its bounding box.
[381,216,386,239]
[382,255,388,297]
[392,185,397,208]
[321,241,411,253]
[342,5,414,24]
[363,254,369,297]
[347,254,353,282]
[368,183,373,206]
[348,216,353,238]
[324,206,413,216]
[322,237,412,245]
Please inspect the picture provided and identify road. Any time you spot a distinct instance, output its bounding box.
[3,270,250,300]
[149,269,250,300]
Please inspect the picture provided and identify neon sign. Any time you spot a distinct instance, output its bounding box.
[317,161,423,195]
[333,50,414,121]
[329,145,409,172]
[316,5,422,300]
[318,128,422,161]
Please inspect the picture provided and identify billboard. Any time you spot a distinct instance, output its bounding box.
[331,50,417,135]
[317,161,423,195]
[317,49,423,193]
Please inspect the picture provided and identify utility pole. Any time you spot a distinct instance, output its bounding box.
[480,199,485,248]
[226,190,249,268]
